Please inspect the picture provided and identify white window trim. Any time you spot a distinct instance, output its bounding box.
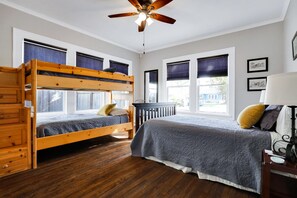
[162,47,235,119]
[13,28,132,115]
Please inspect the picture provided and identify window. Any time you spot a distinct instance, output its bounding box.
[76,91,105,111]
[163,48,235,118]
[24,39,66,64]
[75,53,106,111]
[24,39,67,114]
[197,55,228,114]
[37,90,64,113]
[76,52,103,71]
[112,91,130,109]
[166,61,190,111]
[109,60,129,75]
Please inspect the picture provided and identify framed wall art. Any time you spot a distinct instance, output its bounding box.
[247,57,268,73]
[247,77,267,91]
[292,31,297,61]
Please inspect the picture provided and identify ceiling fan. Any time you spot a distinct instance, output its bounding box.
[108,0,176,32]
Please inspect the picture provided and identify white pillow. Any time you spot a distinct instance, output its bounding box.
[276,106,297,137]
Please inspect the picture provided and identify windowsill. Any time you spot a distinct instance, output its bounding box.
[74,110,98,114]
[37,112,66,118]
[176,110,234,120]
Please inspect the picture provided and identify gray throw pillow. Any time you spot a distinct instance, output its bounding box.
[256,105,283,131]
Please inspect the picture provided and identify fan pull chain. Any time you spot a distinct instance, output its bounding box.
[143,31,146,54]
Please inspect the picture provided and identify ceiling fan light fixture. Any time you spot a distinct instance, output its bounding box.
[147,17,154,26]
[138,12,147,21]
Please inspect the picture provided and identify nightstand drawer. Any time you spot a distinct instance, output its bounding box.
[0,148,28,177]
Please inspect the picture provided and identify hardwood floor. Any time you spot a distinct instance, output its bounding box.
[0,133,259,198]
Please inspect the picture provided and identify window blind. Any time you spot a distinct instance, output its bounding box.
[149,71,158,84]
[167,60,190,81]
[76,52,103,71]
[24,39,66,64]
[197,54,228,78]
[109,60,129,75]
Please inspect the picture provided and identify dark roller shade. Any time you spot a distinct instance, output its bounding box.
[167,60,189,81]
[110,60,129,75]
[149,71,158,84]
[24,39,66,64]
[197,54,228,78]
[76,52,103,71]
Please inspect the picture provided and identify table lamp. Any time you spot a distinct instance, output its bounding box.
[264,72,297,163]
[259,90,266,104]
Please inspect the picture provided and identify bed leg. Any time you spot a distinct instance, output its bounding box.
[128,129,134,139]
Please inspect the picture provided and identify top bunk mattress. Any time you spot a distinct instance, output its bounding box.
[37,114,129,138]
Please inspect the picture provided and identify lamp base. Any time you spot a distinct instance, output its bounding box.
[285,143,297,163]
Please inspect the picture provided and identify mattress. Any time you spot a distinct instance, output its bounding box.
[37,114,129,137]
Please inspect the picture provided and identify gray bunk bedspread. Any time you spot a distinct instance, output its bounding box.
[37,114,128,138]
[131,115,271,193]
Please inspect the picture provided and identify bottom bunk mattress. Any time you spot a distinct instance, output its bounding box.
[37,114,129,137]
[130,115,271,193]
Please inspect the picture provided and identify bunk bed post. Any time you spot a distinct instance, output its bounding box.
[128,77,134,139]
[128,105,134,139]
[20,64,32,169]
[30,60,38,169]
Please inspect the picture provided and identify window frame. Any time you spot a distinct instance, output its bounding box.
[162,47,235,119]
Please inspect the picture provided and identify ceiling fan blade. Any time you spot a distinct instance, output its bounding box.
[147,0,172,11]
[128,0,142,10]
[150,13,176,24]
[138,20,146,32]
[108,12,139,18]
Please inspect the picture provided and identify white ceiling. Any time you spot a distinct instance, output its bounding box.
[1,0,290,53]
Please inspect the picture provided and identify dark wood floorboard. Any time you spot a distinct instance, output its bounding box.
[0,133,259,198]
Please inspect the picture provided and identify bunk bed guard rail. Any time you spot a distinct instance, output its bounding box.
[132,102,176,131]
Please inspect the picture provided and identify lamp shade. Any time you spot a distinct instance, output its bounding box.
[259,90,266,103]
[264,72,297,105]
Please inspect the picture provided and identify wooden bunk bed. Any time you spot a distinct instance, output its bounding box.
[23,60,134,168]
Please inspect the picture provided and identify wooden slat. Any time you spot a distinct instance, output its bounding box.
[36,75,133,92]
[37,122,133,150]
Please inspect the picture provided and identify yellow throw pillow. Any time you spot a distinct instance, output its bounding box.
[237,104,265,129]
[97,104,116,116]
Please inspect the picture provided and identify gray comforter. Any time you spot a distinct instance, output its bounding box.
[131,115,271,193]
[37,114,128,137]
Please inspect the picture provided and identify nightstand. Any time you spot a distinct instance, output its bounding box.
[261,151,297,198]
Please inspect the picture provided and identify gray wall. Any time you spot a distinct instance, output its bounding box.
[283,0,297,72]
[140,23,284,117]
[0,4,141,99]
